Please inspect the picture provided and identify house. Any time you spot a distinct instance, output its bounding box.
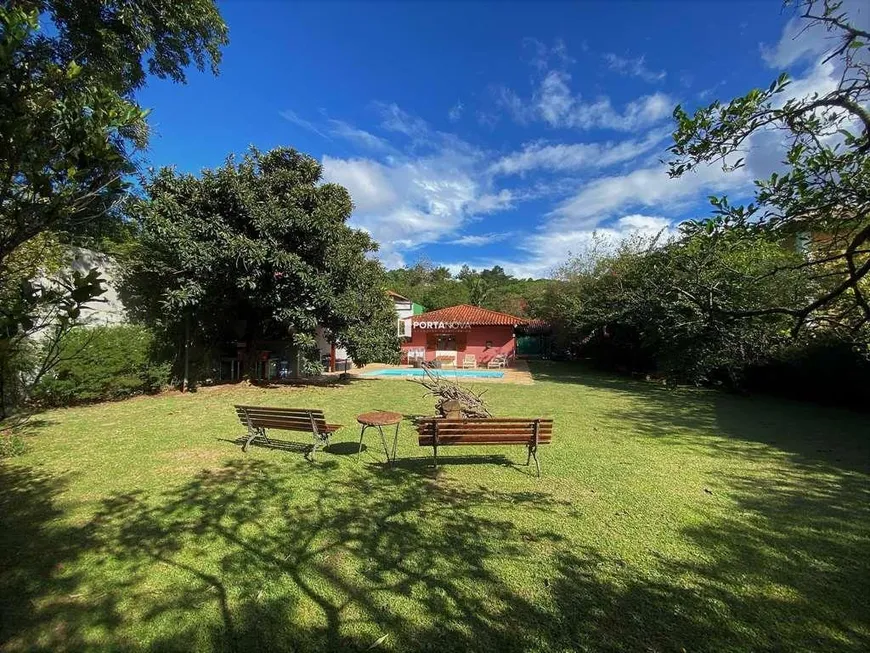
[389,290,425,338]
[400,304,528,366]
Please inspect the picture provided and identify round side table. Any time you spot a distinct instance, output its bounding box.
[356,411,403,464]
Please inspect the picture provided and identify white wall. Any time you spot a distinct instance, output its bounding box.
[393,298,413,338]
[30,247,127,341]
[315,326,351,369]
[69,248,127,327]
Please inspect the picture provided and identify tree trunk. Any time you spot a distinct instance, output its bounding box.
[182,313,190,392]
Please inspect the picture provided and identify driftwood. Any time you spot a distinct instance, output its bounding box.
[409,366,492,418]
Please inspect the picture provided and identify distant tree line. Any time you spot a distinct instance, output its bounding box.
[385,262,552,317]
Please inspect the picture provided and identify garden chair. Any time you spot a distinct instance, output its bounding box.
[487,353,508,368]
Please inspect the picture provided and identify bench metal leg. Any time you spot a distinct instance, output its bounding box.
[525,446,532,466]
[529,446,541,477]
[242,426,266,453]
[433,444,438,470]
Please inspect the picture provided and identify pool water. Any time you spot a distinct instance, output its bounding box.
[361,368,505,379]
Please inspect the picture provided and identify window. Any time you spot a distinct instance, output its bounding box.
[436,335,457,350]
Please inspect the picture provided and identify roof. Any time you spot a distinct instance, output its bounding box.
[413,304,528,326]
[387,290,411,302]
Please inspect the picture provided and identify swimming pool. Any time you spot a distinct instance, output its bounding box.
[361,368,505,379]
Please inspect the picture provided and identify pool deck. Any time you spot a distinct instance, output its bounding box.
[350,360,534,385]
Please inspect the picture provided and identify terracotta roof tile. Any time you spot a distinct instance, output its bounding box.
[413,304,528,326]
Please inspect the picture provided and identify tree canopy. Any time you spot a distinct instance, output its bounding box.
[121,147,400,379]
[0,0,227,417]
[668,0,869,338]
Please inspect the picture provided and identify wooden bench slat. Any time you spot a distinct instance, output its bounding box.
[243,420,327,431]
[419,436,552,446]
[426,418,553,424]
[417,425,553,434]
[236,405,324,412]
[236,409,326,419]
[419,430,553,437]
[417,429,553,440]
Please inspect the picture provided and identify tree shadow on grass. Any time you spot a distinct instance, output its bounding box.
[3,455,869,651]
[0,465,124,651]
[578,370,870,650]
[531,360,869,475]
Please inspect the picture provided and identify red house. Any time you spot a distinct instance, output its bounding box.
[400,304,528,367]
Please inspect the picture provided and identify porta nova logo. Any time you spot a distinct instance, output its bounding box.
[411,320,472,330]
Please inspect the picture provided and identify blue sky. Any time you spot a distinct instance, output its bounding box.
[135,0,856,277]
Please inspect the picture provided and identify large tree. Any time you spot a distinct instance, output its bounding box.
[121,147,400,385]
[668,0,869,340]
[0,0,227,418]
[543,232,810,386]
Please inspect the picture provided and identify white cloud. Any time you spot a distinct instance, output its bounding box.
[439,214,678,279]
[551,158,751,229]
[469,189,514,213]
[490,127,670,176]
[761,0,870,69]
[449,232,513,246]
[280,110,328,138]
[761,15,828,69]
[492,38,676,132]
[375,102,428,137]
[603,53,666,83]
[524,37,575,72]
[321,156,398,213]
[321,112,517,265]
[327,120,393,151]
[448,101,464,122]
[494,85,534,124]
[502,69,675,132]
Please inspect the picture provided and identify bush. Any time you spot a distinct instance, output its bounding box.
[32,325,170,407]
[744,339,870,410]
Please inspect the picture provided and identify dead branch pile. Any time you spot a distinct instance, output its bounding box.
[409,366,492,418]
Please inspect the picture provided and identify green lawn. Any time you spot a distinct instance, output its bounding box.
[1,362,868,652]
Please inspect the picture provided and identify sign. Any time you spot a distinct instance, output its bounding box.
[411,320,472,331]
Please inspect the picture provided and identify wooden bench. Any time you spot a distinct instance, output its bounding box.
[415,417,554,476]
[234,405,342,461]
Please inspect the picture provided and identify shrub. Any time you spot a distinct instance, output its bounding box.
[32,325,170,407]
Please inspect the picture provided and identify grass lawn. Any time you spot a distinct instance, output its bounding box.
[1,361,868,652]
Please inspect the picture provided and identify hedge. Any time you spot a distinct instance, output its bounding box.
[32,325,170,407]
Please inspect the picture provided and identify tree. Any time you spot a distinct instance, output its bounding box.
[0,0,227,418]
[120,147,400,385]
[0,1,228,268]
[0,234,105,419]
[668,0,869,340]
[546,233,808,386]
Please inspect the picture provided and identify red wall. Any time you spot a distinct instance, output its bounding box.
[401,325,516,364]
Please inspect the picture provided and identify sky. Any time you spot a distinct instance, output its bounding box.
[134,0,863,278]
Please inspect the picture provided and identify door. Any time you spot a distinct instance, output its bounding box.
[435,334,459,365]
